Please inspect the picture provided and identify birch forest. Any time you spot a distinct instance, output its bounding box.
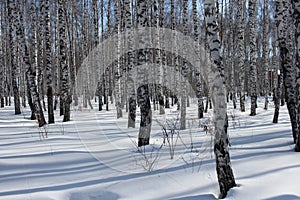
[1,0,300,199]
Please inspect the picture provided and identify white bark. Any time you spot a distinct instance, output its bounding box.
[43,0,55,123]
[237,0,246,112]
[7,0,21,115]
[193,0,204,118]
[276,0,298,143]
[0,6,3,108]
[180,0,188,130]
[263,0,270,110]
[137,0,152,146]
[58,0,71,122]
[292,0,300,151]
[249,0,258,116]
[204,0,236,197]
[16,0,46,126]
[125,0,137,128]
[114,0,123,119]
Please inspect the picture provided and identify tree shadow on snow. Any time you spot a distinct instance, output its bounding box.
[262,194,300,200]
[0,159,213,197]
[69,190,119,200]
[170,194,217,200]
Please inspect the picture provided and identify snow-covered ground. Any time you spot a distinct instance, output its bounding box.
[1,98,300,200]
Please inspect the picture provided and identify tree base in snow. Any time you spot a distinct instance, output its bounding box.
[214,141,236,199]
[138,138,150,147]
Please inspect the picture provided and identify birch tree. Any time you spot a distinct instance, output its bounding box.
[193,0,204,118]
[3,10,9,108]
[16,0,46,127]
[8,0,21,115]
[153,0,164,115]
[170,0,177,107]
[180,0,188,130]
[272,39,282,123]
[43,0,55,123]
[58,0,71,122]
[82,0,87,109]
[160,0,170,109]
[93,0,103,111]
[204,0,236,197]
[105,0,111,111]
[249,0,258,116]
[291,0,300,151]
[93,0,99,47]
[228,0,236,109]
[137,0,152,146]
[263,0,270,110]
[0,4,4,108]
[125,0,137,128]
[114,0,123,118]
[237,0,246,112]
[37,1,46,111]
[160,0,167,112]
[276,0,298,143]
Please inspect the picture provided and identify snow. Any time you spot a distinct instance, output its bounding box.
[1,98,300,200]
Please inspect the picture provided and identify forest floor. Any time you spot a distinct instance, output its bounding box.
[0,97,300,200]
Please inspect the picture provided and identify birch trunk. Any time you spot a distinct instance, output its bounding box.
[57,0,71,122]
[7,0,21,115]
[43,0,55,123]
[180,0,188,130]
[237,0,246,112]
[104,0,111,111]
[93,0,102,111]
[170,0,177,108]
[137,0,152,146]
[36,2,46,111]
[276,0,298,143]
[263,0,270,110]
[17,0,46,126]
[228,0,236,109]
[0,5,4,108]
[249,0,258,116]
[125,0,137,128]
[272,21,281,123]
[159,0,167,113]
[291,0,300,151]
[114,0,122,118]
[204,0,236,197]
[193,0,204,118]
[154,0,164,115]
